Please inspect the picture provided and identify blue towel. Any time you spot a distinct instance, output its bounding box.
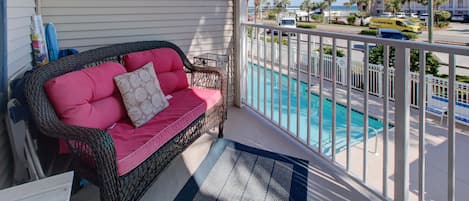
[45,23,59,62]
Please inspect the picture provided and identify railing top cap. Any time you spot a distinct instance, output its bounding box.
[242,23,469,56]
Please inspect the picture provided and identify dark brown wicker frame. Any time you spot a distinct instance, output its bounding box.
[24,41,226,201]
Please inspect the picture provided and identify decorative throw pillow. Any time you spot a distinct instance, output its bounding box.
[114,62,169,127]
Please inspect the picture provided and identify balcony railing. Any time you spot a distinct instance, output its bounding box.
[239,23,469,201]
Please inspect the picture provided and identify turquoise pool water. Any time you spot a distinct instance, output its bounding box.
[246,64,386,155]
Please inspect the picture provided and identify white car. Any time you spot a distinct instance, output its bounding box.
[419,13,429,21]
[396,12,406,18]
[407,13,418,18]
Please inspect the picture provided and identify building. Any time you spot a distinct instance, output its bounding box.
[374,0,469,15]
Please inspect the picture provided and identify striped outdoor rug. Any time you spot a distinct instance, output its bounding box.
[175,139,308,201]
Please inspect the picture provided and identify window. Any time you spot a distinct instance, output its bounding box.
[396,21,405,26]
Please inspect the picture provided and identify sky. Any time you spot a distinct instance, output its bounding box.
[248,0,349,7]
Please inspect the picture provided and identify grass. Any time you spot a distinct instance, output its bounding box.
[297,22,317,29]
[437,74,469,84]
[260,36,289,46]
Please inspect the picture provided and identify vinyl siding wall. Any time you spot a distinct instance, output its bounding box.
[40,0,235,104]
[7,0,34,78]
[2,0,36,189]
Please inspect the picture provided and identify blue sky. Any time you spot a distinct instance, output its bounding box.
[248,0,349,7]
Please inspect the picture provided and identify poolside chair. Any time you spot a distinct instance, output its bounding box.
[455,101,469,126]
[425,95,447,125]
[426,95,469,126]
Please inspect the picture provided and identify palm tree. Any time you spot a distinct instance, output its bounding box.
[418,0,446,11]
[349,0,369,13]
[326,0,337,24]
[300,0,317,22]
[316,1,329,15]
[386,0,402,14]
[343,2,352,9]
[254,0,261,21]
[273,0,291,15]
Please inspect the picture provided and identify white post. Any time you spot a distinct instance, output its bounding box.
[235,0,248,107]
[426,74,433,101]
[378,65,383,96]
[394,47,410,201]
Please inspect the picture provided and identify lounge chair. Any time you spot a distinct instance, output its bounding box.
[426,95,469,126]
[425,95,447,125]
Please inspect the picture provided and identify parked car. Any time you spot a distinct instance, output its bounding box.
[451,14,469,23]
[419,13,429,21]
[407,13,418,18]
[369,17,422,33]
[377,28,409,40]
[396,12,406,18]
[380,12,393,18]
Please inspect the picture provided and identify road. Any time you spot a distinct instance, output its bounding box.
[294,23,469,75]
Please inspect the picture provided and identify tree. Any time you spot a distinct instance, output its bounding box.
[300,0,317,22]
[418,0,446,11]
[369,46,439,76]
[326,0,337,23]
[385,0,401,13]
[273,0,291,15]
[401,0,415,13]
[349,0,372,13]
[254,0,262,21]
[316,1,329,22]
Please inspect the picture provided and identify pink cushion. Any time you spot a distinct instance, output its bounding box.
[123,48,189,95]
[44,62,127,152]
[108,88,222,176]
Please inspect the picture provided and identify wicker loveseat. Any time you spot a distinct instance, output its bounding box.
[24,41,226,201]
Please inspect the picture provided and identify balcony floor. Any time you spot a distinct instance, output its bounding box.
[71,107,383,201]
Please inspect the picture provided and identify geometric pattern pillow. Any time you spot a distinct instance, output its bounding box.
[114,62,169,127]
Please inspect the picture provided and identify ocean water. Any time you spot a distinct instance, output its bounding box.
[246,64,386,155]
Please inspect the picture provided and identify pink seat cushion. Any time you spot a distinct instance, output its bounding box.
[123,48,189,95]
[44,62,127,153]
[108,87,222,176]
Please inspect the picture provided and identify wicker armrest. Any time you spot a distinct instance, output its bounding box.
[50,123,120,200]
[189,65,226,90]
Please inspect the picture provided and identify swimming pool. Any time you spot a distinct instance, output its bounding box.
[246,64,386,155]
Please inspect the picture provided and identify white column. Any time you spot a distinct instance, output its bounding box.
[235,0,248,107]
[394,47,410,201]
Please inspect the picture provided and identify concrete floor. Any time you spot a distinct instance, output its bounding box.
[71,107,383,201]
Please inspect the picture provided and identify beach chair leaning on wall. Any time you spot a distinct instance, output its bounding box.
[426,95,469,126]
[425,95,447,125]
[455,101,469,126]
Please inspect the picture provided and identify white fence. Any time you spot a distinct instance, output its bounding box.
[250,39,469,106]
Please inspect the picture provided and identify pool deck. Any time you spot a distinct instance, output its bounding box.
[247,51,469,200]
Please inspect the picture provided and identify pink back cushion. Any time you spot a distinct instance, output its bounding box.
[44,62,127,130]
[123,48,189,95]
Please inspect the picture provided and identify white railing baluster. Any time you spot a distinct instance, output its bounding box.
[250,26,254,106]
[307,35,312,146]
[383,45,390,198]
[287,34,291,132]
[319,36,324,153]
[332,38,337,161]
[363,42,369,182]
[256,27,260,110]
[243,25,248,104]
[394,47,410,201]
[346,40,352,171]
[271,30,274,120]
[418,49,426,201]
[263,29,267,116]
[297,34,301,138]
[448,53,456,201]
[279,31,283,126]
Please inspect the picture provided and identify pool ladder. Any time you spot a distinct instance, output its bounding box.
[325,127,380,155]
